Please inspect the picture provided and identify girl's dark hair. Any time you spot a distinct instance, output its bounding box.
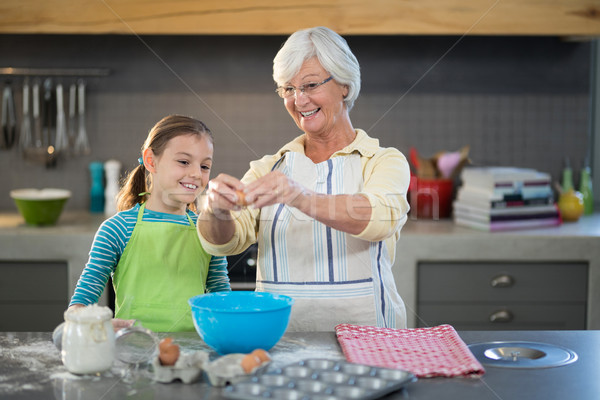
[116,115,213,213]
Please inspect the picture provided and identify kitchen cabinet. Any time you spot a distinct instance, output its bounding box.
[417,261,588,330]
[0,261,68,331]
[1,0,599,36]
[392,215,600,329]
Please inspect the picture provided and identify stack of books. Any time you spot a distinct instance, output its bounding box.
[453,167,561,231]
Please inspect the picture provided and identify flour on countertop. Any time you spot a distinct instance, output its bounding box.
[0,336,64,395]
[269,336,345,369]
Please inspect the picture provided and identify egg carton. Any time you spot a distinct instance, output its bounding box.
[223,358,416,400]
[152,351,209,384]
[151,352,270,386]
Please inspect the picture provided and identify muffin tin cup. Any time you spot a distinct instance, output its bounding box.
[223,358,416,400]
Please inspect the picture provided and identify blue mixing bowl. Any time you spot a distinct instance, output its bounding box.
[188,291,294,355]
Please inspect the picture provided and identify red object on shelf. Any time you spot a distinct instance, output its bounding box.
[409,176,454,219]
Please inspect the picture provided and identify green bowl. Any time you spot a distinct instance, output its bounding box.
[10,189,72,226]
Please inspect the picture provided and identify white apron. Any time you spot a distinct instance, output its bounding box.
[256,151,406,332]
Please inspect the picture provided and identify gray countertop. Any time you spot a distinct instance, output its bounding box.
[1,330,598,400]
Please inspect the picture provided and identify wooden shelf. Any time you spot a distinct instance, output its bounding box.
[2,0,600,36]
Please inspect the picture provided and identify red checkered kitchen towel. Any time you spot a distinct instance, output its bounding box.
[335,323,485,378]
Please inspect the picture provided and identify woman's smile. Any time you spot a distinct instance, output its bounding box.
[300,108,320,118]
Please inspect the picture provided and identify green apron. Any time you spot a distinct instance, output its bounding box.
[113,203,210,332]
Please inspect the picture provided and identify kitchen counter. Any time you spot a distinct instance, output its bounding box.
[1,212,600,328]
[0,211,107,305]
[1,329,598,399]
[394,214,600,329]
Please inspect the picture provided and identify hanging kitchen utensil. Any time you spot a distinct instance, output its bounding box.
[1,82,17,149]
[42,78,57,167]
[19,79,33,151]
[54,83,68,153]
[23,79,57,166]
[32,79,43,149]
[42,78,53,149]
[67,83,76,152]
[23,79,46,163]
[74,79,90,155]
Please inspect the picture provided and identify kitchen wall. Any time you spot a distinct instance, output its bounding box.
[0,34,591,211]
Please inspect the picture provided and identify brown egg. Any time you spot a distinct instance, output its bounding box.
[236,190,247,207]
[158,337,180,366]
[240,353,261,373]
[251,349,271,363]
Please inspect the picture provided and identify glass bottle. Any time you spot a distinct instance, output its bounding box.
[580,166,593,215]
[561,157,573,193]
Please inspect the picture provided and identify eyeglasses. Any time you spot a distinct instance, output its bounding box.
[275,76,333,98]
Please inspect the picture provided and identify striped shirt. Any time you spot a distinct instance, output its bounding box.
[69,203,230,307]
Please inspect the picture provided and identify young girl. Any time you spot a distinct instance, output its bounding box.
[69,115,230,332]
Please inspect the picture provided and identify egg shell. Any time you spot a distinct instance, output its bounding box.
[251,349,271,362]
[240,353,262,373]
[236,190,247,207]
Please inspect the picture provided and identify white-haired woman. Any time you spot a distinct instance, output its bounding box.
[197,27,411,331]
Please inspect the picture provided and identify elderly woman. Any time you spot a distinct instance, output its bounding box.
[198,26,410,331]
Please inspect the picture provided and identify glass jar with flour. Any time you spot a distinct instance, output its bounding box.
[61,305,115,374]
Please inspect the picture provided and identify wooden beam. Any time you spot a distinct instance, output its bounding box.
[1,0,599,36]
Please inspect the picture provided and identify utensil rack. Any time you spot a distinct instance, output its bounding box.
[0,67,110,77]
[0,68,105,167]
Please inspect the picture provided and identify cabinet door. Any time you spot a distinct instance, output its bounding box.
[418,304,586,330]
[0,261,67,331]
[417,261,588,330]
[418,262,588,302]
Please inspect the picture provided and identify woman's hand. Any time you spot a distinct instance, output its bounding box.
[245,170,371,235]
[244,171,309,209]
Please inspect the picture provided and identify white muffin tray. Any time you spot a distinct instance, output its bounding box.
[223,358,416,400]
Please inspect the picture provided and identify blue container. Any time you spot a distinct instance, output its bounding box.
[89,162,105,213]
[188,291,294,355]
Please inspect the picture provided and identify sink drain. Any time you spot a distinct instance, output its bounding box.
[468,341,577,369]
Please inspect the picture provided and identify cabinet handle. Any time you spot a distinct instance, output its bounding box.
[490,274,515,288]
[489,309,514,323]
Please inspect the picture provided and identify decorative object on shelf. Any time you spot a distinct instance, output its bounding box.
[557,188,584,222]
[408,146,470,220]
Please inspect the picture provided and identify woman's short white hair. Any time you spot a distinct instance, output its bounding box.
[273,26,361,111]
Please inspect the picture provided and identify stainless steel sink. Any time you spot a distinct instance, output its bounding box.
[468,341,577,369]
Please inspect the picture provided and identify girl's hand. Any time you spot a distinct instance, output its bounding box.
[112,318,136,332]
[205,173,247,212]
[244,171,309,210]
